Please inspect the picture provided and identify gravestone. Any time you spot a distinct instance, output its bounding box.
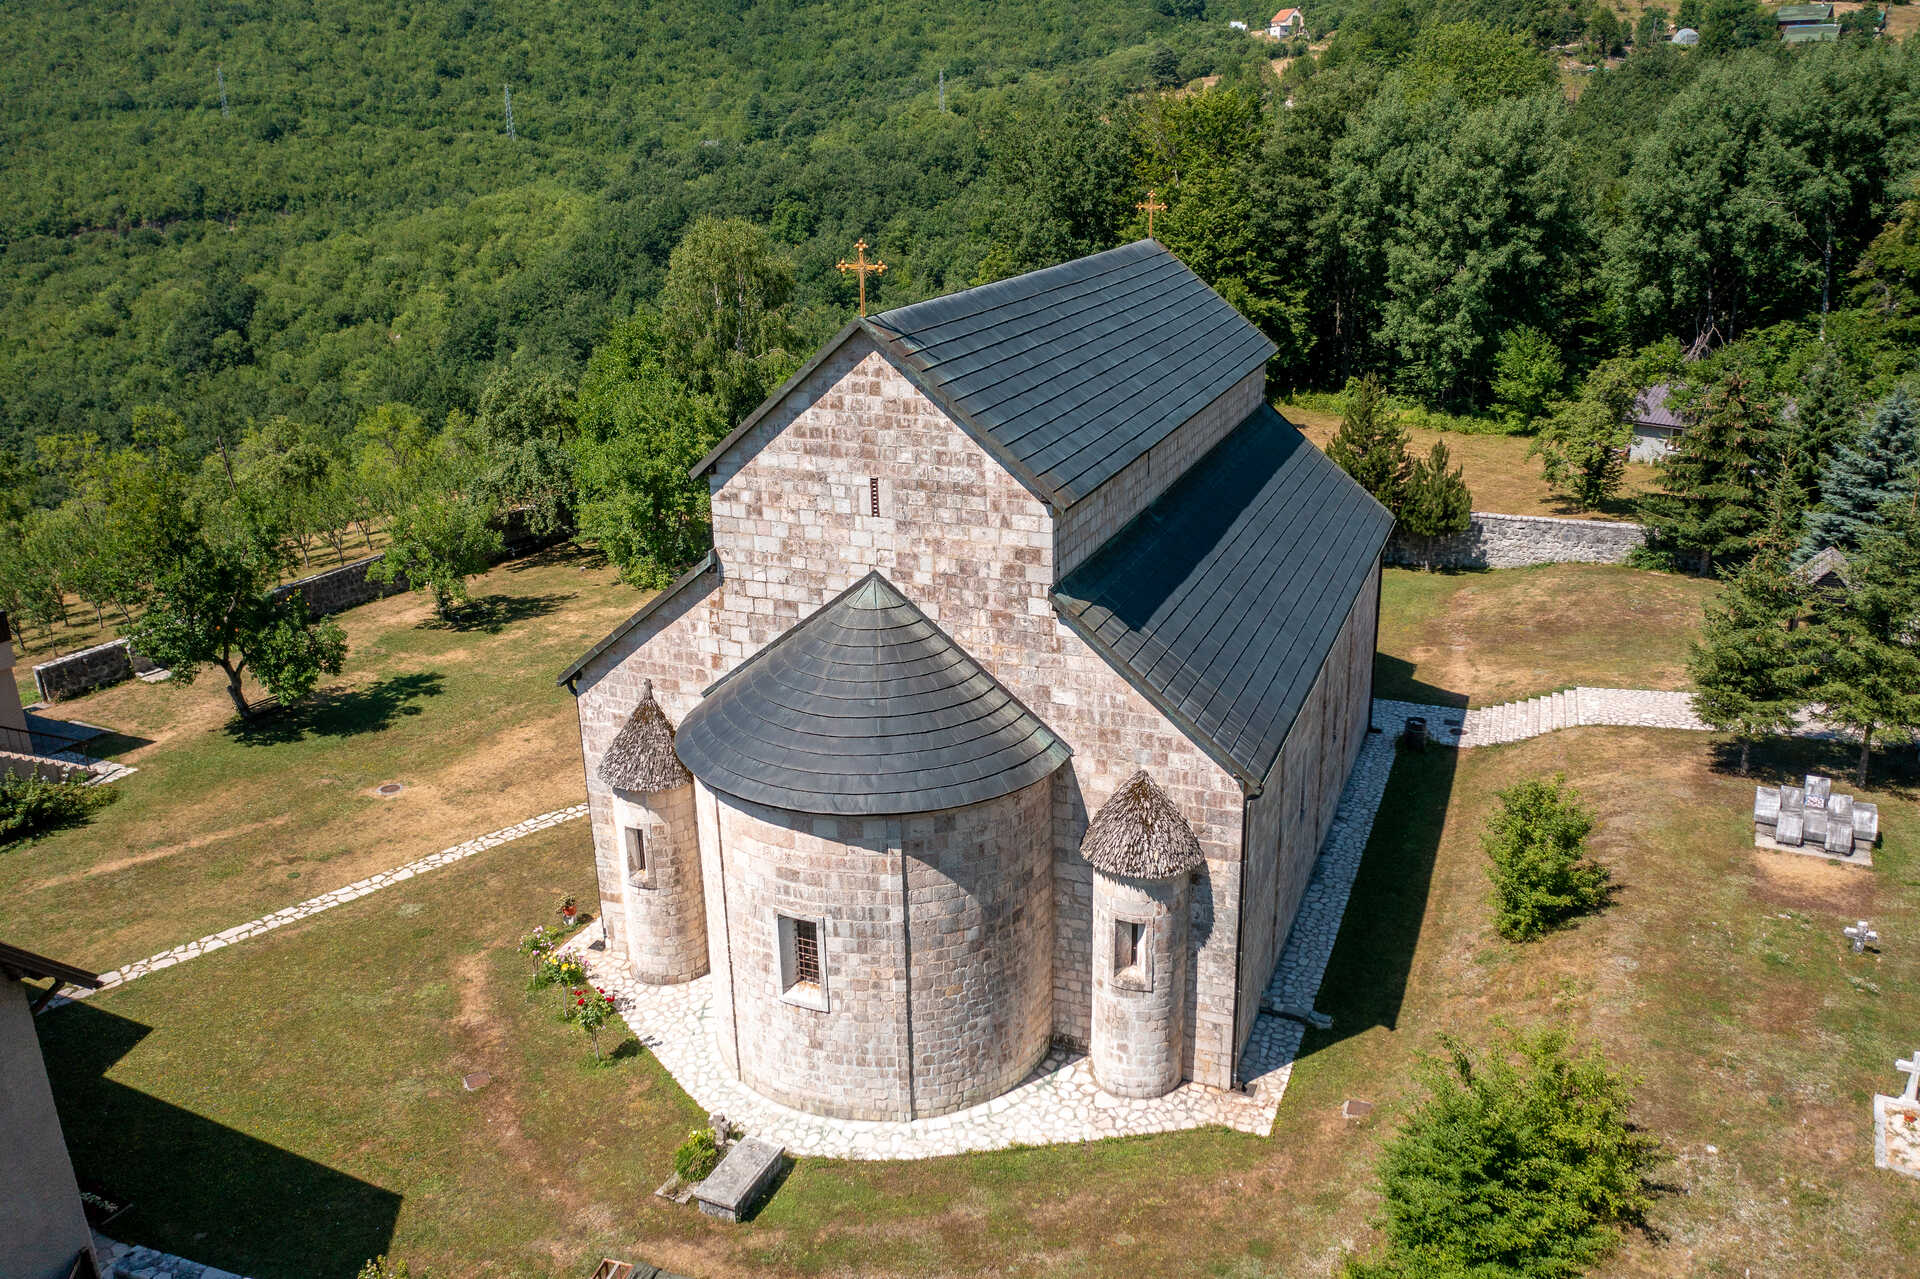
[1873,1051,1920,1180]
[1844,921,1879,954]
[1753,775,1877,862]
[694,1136,784,1222]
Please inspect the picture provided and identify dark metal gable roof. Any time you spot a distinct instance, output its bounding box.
[867,241,1276,507]
[689,243,1276,512]
[1054,405,1393,788]
[0,940,101,989]
[675,571,1070,816]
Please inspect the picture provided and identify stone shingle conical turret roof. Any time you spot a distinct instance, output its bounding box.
[674,571,1070,816]
[1079,770,1205,880]
[598,680,693,793]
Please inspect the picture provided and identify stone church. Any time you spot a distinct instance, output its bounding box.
[561,241,1392,1122]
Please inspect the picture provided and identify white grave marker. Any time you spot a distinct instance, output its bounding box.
[1845,921,1880,954]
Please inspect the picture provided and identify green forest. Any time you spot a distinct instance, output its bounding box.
[2,0,1918,662]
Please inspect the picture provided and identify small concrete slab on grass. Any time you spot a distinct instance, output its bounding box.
[694,1136,785,1222]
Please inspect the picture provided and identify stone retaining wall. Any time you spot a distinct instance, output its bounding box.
[32,638,160,703]
[270,554,408,615]
[1385,511,1646,570]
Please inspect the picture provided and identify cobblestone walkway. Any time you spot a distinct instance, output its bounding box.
[56,803,588,1004]
[95,1233,250,1279]
[565,929,1277,1158]
[1432,687,1708,748]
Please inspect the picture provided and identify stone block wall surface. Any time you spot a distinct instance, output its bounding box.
[1090,871,1189,1099]
[614,783,708,984]
[270,554,409,616]
[1053,368,1266,578]
[1385,512,1646,570]
[902,776,1055,1117]
[32,638,151,702]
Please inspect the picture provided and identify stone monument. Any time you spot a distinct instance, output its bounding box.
[1753,774,1878,863]
[1873,1051,1920,1180]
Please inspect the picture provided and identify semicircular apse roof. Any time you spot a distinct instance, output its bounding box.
[674,571,1071,816]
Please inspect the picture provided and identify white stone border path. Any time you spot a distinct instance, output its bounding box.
[1438,687,1708,748]
[49,803,588,1005]
[94,1233,251,1279]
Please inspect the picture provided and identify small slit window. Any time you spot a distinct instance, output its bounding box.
[777,913,829,1009]
[624,827,648,887]
[869,476,881,517]
[1113,918,1152,991]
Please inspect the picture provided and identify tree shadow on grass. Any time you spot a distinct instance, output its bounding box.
[223,672,446,747]
[426,592,571,636]
[1710,731,1920,801]
[505,541,606,573]
[36,996,400,1278]
[1295,730,1460,1063]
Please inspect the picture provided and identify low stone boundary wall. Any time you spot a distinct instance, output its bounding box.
[32,638,161,703]
[1386,512,1646,570]
[270,554,409,616]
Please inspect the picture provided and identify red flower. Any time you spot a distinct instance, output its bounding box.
[577,997,586,1006]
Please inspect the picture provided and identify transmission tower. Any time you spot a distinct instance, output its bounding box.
[503,84,516,140]
[938,68,946,112]
[217,65,229,118]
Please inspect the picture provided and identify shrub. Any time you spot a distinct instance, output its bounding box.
[0,772,117,846]
[1482,776,1610,941]
[566,984,618,1058]
[518,924,559,985]
[357,1258,427,1279]
[1344,1027,1663,1279]
[674,1127,722,1182]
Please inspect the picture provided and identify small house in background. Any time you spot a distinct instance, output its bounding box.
[1626,383,1685,463]
[1671,26,1701,44]
[1776,3,1834,27]
[1229,19,1249,31]
[2,942,103,1279]
[1781,22,1840,42]
[1795,545,1853,594]
[1268,7,1306,39]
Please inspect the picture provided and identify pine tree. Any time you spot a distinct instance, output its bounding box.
[1399,441,1472,538]
[1809,490,1920,786]
[1779,358,1860,518]
[1325,376,1412,512]
[1798,384,1920,562]
[1646,372,1774,574]
[1688,543,1812,775]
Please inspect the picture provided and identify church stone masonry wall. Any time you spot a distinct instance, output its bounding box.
[699,332,1252,1090]
[1052,369,1267,578]
[612,783,708,984]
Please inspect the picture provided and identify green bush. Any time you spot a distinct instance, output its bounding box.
[357,1258,426,1279]
[0,771,116,846]
[674,1127,722,1183]
[1344,1028,1663,1279]
[1482,776,1610,941]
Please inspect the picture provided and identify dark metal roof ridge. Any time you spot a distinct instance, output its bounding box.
[0,939,101,989]
[558,550,719,691]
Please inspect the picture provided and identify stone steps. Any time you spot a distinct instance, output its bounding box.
[1440,687,1708,749]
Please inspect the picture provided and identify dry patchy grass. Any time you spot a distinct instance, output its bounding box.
[1285,403,1664,522]
[1377,562,1720,707]
[0,544,646,967]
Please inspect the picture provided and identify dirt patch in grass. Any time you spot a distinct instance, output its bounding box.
[1377,563,1719,707]
[1285,403,1663,522]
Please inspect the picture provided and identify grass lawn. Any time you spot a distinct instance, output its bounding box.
[37,727,1920,1276]
[1285,403,1663,522]
[0,543,645,968]
[1375,562,1721,707]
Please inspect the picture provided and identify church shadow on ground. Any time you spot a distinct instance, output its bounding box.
[36,996,400,1278]
[1370,651,1469,709]
[1291,695,1462,1063]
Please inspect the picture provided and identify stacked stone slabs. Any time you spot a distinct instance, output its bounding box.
[597,681,707,984]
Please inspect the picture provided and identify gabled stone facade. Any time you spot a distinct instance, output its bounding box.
[566,250,1385,1120]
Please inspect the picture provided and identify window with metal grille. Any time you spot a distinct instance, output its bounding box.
[778,913,827,1005]
[869,476,880,517]
[791,919,821,987]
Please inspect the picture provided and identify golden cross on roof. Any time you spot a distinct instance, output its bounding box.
[1136,189,1167,239]
[837,239,888,316]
